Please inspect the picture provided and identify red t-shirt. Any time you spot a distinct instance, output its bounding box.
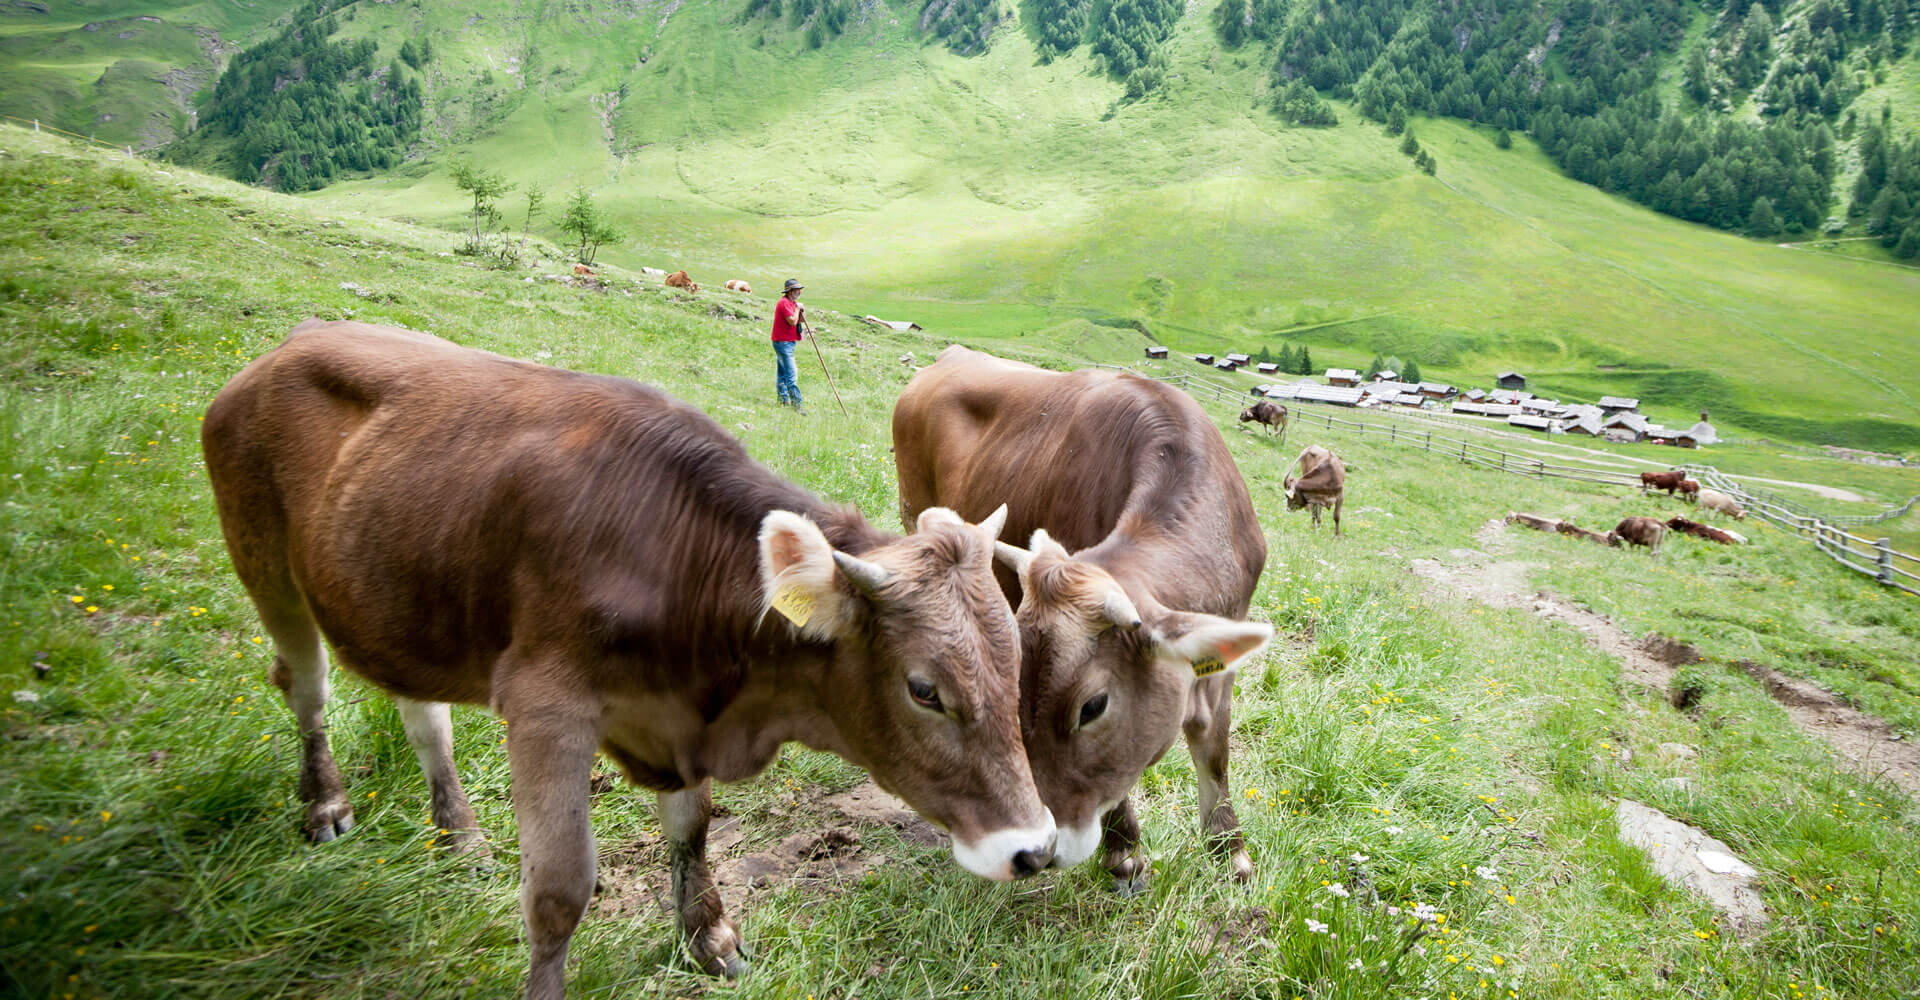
[772,297,801,342]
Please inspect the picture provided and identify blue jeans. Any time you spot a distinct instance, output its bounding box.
[773,341,802,406]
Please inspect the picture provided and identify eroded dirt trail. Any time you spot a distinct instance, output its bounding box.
[1413,522,1920,796]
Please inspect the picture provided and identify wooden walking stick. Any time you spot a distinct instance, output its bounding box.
[800,320,849,417]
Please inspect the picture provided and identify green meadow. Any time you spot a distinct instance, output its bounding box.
[4,127,1919,999]
[297,0,1920,452]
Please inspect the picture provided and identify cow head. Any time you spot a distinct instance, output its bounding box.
[758,505,1055,881]
[993,531,1270,868]
[1238,408,1257,423]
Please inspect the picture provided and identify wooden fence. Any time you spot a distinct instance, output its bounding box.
[1115,366,1920,599]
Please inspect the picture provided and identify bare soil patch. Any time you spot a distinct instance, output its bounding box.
[1411,529,1920,796]
[1733,661,1920,796]
[593,780,943,920]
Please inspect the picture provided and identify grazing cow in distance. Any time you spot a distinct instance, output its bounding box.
[1696,488,1746,520]
[1677,478,1700,500]
[894,345,1272,893]
[1667,516,1739,544]
[1505,511,1563,532]
[1640,470,1688,495]
[724,279,752,293]
[640,266,667,277]
[665,270,699,292]
[204,322,1055,997]
[1555,520,1623,547]
[1613,516,1667,553]
[1238,401,1289,440]
[1285,445,1347,536]
[572,263,594,277]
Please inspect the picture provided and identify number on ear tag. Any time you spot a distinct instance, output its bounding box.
[772,586,815,627]
[1191,656,1228,677]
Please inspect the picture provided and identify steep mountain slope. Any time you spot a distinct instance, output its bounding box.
[4,0,1916,447]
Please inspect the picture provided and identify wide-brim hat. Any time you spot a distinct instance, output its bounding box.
[783,278,804,293]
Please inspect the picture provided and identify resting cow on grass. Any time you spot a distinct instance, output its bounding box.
[894,346,1272,893]
[1555,520,1622,547]
[1286,445,1347,536]
[204,321,1055,998]
[1668,516,1741,544]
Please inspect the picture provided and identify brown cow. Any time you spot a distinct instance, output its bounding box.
[204,322,1055,997]
[1667,516,1740,544]
[1677,478,1700,500]
[1613,516,1667,553]
[1555,520,1623,546]
[893,346,1271,893]
[572,263,594,276]
[1640,470,1688,494]
[1238,401,1289,441]
[724,279,752,293]
[1506,511,1564,532]
[664,270,699,292]
[1285,445,1346,536]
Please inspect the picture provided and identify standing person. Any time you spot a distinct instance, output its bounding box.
[771,278,806,413]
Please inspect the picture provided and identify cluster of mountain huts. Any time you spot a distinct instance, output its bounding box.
[1150,347,1717,448]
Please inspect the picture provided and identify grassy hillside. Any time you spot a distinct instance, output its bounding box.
[0,0,287,148]
[298,0,1920,452]
[4,126,1919,999]
[4,1,1919,448]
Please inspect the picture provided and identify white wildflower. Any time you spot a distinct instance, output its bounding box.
[1475,864,1499,880]
[1351,853,1370,863]
[12,690,40,703]
[1326,882,1351,898]
[1385,825,1404,835]
[1348,958,1364,970]
[1305,918,1329,934]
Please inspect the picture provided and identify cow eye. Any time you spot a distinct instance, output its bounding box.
[1078,692,1109,727]
[908,677,942,711]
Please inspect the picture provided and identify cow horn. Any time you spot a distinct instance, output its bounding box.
[1102,588,1143,630]
[994,541,1034,577]
[979,503,1009,542]
[832,551,890,596]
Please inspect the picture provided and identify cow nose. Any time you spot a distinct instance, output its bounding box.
[1010,835,1056,879]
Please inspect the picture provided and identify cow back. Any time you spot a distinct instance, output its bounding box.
[894,346,1264,615]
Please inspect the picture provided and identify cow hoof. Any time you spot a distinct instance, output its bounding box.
[693,921,746,978]
[1110,873,1151,898]
[1231,851,1254,883]
[719,953,748,979]
[304,803,355,843]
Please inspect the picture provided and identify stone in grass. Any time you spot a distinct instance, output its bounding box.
[1616,799,1767,935]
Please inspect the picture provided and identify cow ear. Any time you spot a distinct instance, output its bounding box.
[916,506,964,532]
[1146,611,1272,680]
[758,511,856,640]
[1028,529,1071,560]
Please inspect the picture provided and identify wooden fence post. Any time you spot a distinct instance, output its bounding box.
[1879,539,1894,585]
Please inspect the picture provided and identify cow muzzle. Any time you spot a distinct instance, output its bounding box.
[951,809,1057,881]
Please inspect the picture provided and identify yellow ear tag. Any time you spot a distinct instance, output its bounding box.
[772,586,815,627]
[1191,655,1228,677]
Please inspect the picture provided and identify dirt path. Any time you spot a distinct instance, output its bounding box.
[1414,524,1920,796]
[593,779,943,920]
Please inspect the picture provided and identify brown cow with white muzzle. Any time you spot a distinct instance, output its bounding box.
[893,346,1271,893]
[204,322,1054,998]
[1285,445,1347,536]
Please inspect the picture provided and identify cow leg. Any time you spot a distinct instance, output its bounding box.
[1309,505,1322,530]
[504,697,600,1000]
[263,607,354,843]
[394,697,481,853]
[1185,681,1252,882]
[1333,497,1343,538]
[660,780,745,977]
[1101,797,1149,898]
